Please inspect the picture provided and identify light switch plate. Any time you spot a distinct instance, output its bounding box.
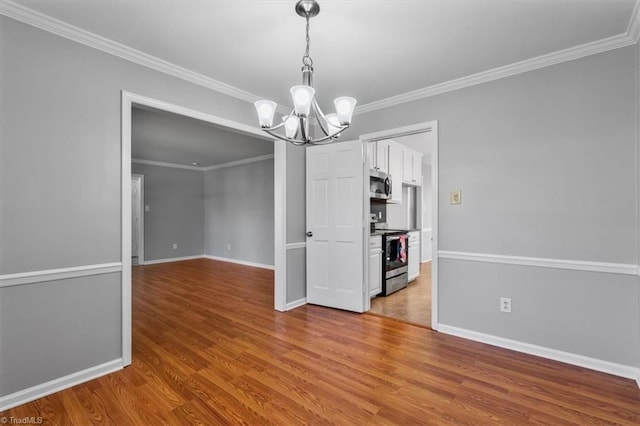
[450,190,462,205]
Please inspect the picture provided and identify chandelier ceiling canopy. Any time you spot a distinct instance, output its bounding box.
[254,0,356,146]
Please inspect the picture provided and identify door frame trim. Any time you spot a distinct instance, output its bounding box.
[131,174,145,266]
[359,120,439,329]
[121,91,283,366]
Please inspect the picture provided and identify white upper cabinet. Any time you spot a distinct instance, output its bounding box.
[367,142,376,171]
[402,147,422,186]
[369,140,389,174]
[387,141,403,203]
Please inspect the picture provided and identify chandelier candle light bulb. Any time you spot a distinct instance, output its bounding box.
[253,0,356,145]
[255,100,277,128]
[284,116,299,138]
[290,85,316,116]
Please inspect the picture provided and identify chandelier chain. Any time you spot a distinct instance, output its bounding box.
[302,16,313,66]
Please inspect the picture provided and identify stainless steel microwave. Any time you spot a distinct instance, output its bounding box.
[370,170,392,200]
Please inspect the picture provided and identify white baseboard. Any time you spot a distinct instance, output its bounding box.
[143,255,204,265]
[286,297,307,310]
[438,324,640,387]
[0,358,123,411]
[203,255,274,270]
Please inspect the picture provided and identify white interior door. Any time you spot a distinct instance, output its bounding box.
[306,140,366,312]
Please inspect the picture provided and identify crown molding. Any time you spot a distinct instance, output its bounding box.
[203,153,274,171]
[132,154,274,172]
[132,158,204,171]
[628,0,640,43]
[0,0,266,106]
[355,31,638,115]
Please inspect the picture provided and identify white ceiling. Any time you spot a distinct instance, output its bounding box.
[132,106,273,167]
[10,0,639,113]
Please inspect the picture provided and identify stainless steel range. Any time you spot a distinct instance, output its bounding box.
[380,230,409,296]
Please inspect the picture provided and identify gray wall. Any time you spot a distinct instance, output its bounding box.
[1,16,260,399]
[0,274,122,396]
[204,159,274,266]
[349,46,640,367]
[131,163,204,261]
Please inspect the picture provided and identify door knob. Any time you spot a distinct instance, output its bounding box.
[306,231,313,237]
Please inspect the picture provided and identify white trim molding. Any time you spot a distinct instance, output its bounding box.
[274,140,287,312]
[286,242,307,250]
[203,154,275,171]
[203,255,274,271]
[132,158,204,171]
[356,32,638,115]
[133,155,276,172]
[143,255,204,265]
[628,0,640,43]
[438,324,640,387]
[0,263,122,288]
[438,250,638,276]
[286,297,307,311]
[0,358,123,411]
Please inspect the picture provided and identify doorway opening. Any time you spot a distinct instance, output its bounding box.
[120,91,285,367]
[360,121,439,330]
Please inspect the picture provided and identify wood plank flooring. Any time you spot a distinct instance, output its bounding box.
[369,261,432,328]
[2,258,640,424]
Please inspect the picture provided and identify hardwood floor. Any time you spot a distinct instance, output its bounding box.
[2,258,640,424]
[369,261,432,328]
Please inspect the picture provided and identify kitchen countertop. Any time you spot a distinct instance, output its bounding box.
[370,228,420,236]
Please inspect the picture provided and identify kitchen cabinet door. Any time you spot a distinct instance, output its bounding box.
[369,249,382,297]
[408,231,420,282]
[412,152,422,185]
[367,142,376,171]
[375,140,390,174]
[402,148,422,186]
[388,141,403,203]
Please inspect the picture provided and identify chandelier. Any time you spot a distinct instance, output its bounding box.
[254,0,356,146]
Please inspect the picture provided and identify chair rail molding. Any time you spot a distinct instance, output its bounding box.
[438,250,638,276]
[0,262,123,288]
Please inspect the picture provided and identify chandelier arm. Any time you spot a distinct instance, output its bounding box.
[311,98,348,136]
[299,116,310,143]
[261,120,287,132]
[311,99,331,136]
[263,126,346,145]
[308,130,345,144]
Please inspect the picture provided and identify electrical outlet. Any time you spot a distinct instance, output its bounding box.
[500,297,512,313]
[227,243,231,251]
[145,205,150,212]
[450,190,461,205]
[172,243,178,250]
